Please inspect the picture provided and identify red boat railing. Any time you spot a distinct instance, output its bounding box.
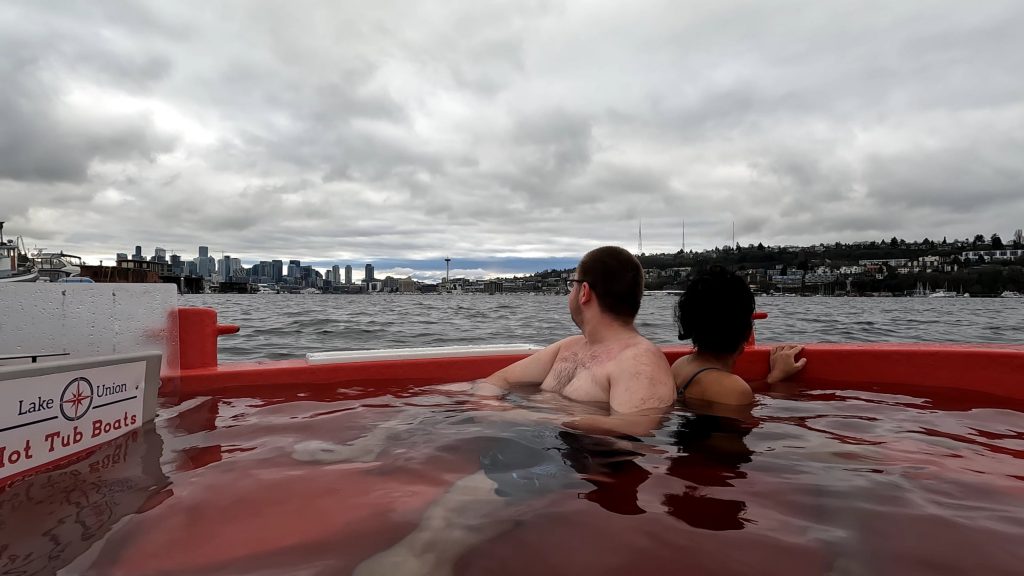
[164,307,1024,402]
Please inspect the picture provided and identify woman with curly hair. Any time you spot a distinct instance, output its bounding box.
[672,266,806,405]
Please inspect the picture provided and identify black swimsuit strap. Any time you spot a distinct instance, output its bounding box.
[680,367,722,394]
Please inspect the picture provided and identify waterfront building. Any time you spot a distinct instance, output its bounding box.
[364,263,375,284]
[271,260,283,283]
[288,259,301,279]
[399,277,418,293]
[117,257,171,276]
[382,276,401,292]
[217,256,227,280]
[218,256,242,282]
[196,246,215,279]
[962,249,1024,262]
[252,261,274,284]
[116,252,128,261]
[345,265,352,285]
[858,258,911,267]
[332,265,341,284]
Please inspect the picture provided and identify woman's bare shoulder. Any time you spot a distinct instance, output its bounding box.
[687,370,754,405]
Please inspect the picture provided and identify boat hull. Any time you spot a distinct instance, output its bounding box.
[0,271,39,283]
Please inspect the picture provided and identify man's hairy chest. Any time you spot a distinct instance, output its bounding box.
[543,345,611,401]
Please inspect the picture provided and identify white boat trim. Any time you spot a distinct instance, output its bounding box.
[307,344,544,364]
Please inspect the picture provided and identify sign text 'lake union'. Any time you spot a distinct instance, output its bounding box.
[0,361,147,483]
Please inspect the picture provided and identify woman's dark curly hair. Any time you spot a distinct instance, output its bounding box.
[676,266,754,355]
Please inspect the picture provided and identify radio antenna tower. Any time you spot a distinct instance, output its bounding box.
[638,218,643,254]
[444,256,451,285]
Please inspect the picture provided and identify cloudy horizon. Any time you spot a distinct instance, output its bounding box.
[3,0,1023,278]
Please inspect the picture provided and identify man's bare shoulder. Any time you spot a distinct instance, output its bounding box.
[558,334,587,348]
[620,335,670,364]
[608,336,674,413]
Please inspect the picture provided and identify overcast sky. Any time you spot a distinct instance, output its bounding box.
[2,0,1023,279]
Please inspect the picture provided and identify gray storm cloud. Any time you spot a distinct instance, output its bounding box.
[1,0,1022,265]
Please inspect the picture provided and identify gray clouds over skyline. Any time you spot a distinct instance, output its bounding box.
[2,0,1023,273]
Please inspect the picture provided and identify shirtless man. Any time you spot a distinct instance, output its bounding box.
[484,245,676,415]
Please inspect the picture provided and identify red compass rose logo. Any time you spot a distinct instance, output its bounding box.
[60,377,94,421]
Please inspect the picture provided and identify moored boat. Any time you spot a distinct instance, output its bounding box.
[30,250,85,282]
[0,223,38,283]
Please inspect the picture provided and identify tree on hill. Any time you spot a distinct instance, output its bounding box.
[973,234,986,248]
[889,236,899,248]
[991,233,1004,250]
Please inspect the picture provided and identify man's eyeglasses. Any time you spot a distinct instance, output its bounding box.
[564,278,582,290]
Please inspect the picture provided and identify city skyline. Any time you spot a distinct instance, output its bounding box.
[3,2,1024,267]
[110,228,1021,284]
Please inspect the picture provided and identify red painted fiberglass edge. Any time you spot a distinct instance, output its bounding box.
[159,344,1024,402]
[163,307,1024,402]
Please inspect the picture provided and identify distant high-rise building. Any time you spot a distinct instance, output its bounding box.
[195,245,215,279]
[331,265,341,284]
[299,265,315,287]
[364,263,375,284]
[271,260,283,283]
[218,255,232,281]
[344,265,352,285]
[170,254,183,275]
[254,261,273,283]
[133,246,143,261]
[288,259,301,279]
[152,247,167,263]
[116,252,128,262]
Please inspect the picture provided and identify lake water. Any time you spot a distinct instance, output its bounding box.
[181,294,1024,362]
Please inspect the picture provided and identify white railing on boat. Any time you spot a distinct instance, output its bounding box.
[306,344,543,364]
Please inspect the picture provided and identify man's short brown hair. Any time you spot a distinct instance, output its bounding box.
[577,246,644,321]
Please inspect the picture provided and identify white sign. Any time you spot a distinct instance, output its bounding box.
[0,361,147,483]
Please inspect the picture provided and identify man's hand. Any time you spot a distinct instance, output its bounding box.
[767,345,807,384]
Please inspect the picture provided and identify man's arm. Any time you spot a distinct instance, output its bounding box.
[483,336,576,388]
[565,410,668,439]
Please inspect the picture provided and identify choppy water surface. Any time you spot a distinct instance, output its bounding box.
[182,294,1024,361]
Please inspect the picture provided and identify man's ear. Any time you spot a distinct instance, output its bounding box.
[579,282,593,304]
